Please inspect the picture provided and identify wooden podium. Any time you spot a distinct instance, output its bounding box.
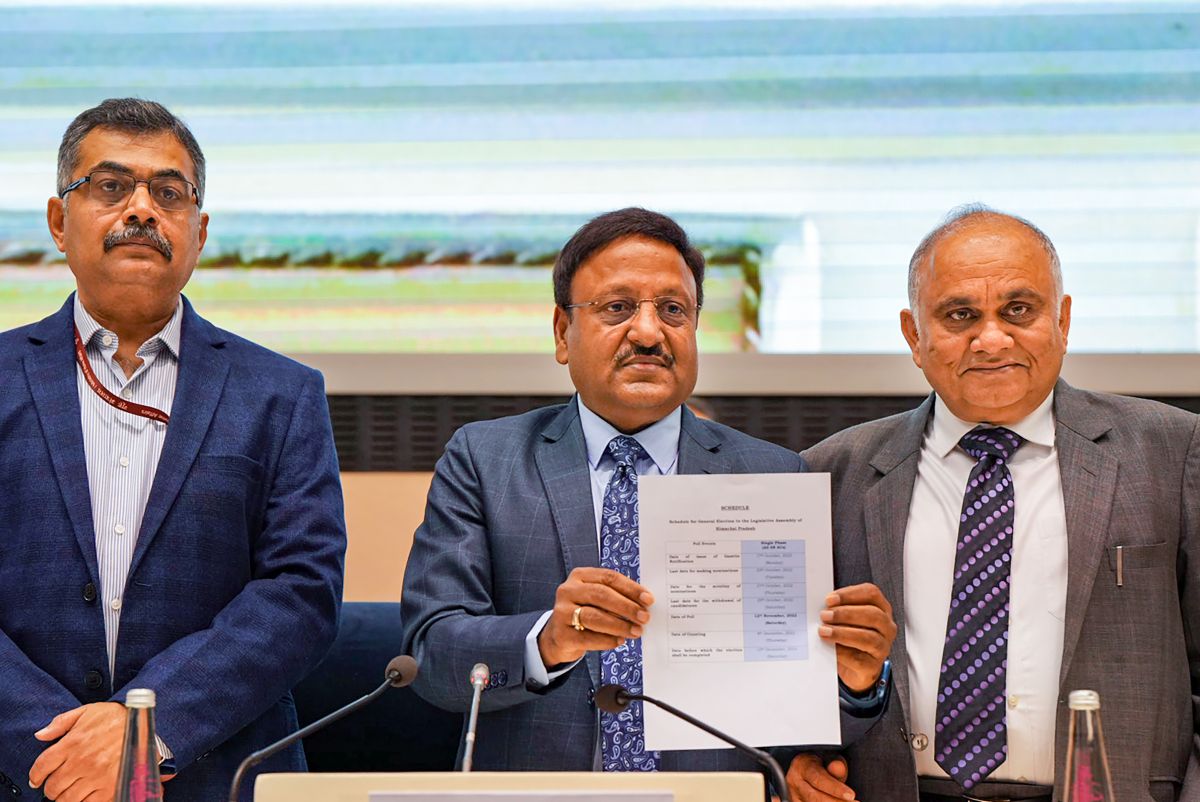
[254,771,764,802]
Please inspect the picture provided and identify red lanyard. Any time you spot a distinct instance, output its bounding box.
[73,326,171,425]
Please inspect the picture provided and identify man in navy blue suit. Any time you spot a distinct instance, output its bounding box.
[402,208,896,778]
[0,99,346,801]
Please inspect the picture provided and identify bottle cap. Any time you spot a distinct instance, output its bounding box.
[1067,689,1100,710]
[125,688,157,708]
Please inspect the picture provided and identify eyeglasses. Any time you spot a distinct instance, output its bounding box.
[59,170,199,212]
[563,295,700,328]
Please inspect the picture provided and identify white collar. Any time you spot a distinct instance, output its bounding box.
[928,391,1056,458]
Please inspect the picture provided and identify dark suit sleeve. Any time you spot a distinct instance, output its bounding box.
[115,370,346,769]
[1181,417,1200,794]
[402,426,552,714]
[837,679,890,745]
[0,634,83,785]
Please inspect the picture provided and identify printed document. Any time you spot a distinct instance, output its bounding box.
[637,473,839,751]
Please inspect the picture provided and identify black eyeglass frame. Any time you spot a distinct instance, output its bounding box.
[59,170,200,211]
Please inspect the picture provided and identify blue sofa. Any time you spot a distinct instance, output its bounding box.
[292,602,461,772]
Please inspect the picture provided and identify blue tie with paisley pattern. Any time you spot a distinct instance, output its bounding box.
[935,426,1023,790]
[599,435,661,772]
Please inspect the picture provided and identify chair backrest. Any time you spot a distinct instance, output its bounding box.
[293,602,461,771]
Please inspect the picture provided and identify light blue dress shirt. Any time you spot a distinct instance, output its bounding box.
[523,398,681,686]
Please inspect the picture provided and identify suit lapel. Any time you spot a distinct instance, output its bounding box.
[1052,382,1117,689]
[861,396,931,723]
[129,300,230,576]
[535,404,720,687]
[23,297,99,579]
[535,398,603,686]
[677,406,731,476]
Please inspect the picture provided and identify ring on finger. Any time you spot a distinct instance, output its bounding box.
[571,606,587,632]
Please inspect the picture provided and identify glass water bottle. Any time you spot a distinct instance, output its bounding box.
[1061,689,1116,802]
[114,688,164,802]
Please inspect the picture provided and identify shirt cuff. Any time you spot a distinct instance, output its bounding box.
[155,734,176,775]
[523,610,581,687]
[837,660,891,717]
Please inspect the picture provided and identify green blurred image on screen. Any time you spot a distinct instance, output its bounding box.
[1,1,1198,353]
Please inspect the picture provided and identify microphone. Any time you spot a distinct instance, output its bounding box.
[461,662,489,772]
[227,655,418,802]
[595,684,792,802]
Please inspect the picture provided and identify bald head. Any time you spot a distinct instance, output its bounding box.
[898,204,1072,425]
[907,204,1063,325]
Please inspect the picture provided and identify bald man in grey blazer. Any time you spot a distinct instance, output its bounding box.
[786,206,1199,802]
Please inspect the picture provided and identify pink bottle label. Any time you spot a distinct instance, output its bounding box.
[1071,747,1105,802]
[128,762,163,802]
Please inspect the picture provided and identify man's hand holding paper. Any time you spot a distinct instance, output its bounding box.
[538,567,655,666]
[819,583,896,693]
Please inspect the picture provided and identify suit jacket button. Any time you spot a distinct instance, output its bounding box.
[84,670,104,690]
[83,583,97,603]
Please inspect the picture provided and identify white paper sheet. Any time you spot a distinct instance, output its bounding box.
[637,473,840,751]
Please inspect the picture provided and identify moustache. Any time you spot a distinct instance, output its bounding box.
[103,224,173,261]
[615,345,674,368]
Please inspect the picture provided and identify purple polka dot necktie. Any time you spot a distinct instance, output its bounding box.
[935,426,1023,790]
[598,435,661,772]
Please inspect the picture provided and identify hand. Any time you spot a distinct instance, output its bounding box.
[782,754,856,802]
[538,566,654,666]
[820,582,896,693]
[29,702,125,802]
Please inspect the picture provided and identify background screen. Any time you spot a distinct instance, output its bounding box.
[2,0,1198,353]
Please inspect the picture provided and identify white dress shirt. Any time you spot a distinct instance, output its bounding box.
[903,392,1067,785]
[75,295,180,759]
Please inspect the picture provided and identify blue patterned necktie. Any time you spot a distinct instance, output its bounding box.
[935,427,1024,790]
[599,435,661,772]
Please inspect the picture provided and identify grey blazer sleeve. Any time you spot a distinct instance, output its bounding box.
[1180,418,1200,798]
[401,426,551,713]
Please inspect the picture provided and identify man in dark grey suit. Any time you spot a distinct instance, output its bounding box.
[402,208,897,778]
[788,205,1199,802]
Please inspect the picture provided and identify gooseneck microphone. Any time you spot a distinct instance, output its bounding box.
[595,684,792,802]
[461,662,490,772]
[227,655,418,802]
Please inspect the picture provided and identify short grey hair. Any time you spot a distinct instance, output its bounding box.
[57,98,206,207]
[907,203,1063,314]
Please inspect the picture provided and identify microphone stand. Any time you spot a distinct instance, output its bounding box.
[227,656,417,802]
[461,663,489,772]
[597,684,792,802]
